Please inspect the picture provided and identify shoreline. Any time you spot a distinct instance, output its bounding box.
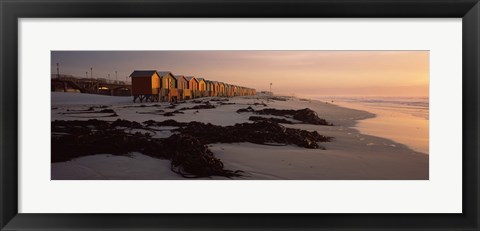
[51,93,428,180]
[322,99,429,155]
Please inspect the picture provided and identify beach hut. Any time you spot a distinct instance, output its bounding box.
[197,78,207,97]
[225,83,232,97]
[174,75,189,101]
[204,80,211,97]
[129,70,160,103]
[236,86,241,96]
[228,84,235,97]
[186,76,199,98]
[219,82,226,97]
[230,85,236,97]
[207,80,215,97]
[174,75,188,89]
[158,71,179,102]
[213,81,220,97]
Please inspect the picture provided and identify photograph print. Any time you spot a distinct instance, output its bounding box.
[51,51,429,180]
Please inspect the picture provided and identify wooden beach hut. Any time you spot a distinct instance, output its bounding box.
[232,85,237,96]
[206,80,215,97]
[224,83,231,97]
[228,84,235,97]
[186,76,199,99]
[197,78,207,97]
[174,75,189,101]
[219,82,226,97]
[158,71,179,102]
[213,81,220,97]
[234,86,238,96]
[129,70,160,103]
[224,83,230,97]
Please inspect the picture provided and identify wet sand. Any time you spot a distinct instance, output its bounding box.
[329,101,429,154]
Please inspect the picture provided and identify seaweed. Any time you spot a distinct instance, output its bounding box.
[51,118,332,178]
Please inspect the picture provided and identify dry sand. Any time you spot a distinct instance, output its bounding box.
[51,92,428,180]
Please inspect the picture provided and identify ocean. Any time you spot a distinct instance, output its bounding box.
[315,96,429,120]
[314,96,429,154]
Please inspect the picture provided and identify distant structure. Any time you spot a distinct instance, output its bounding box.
[129,70,256,103]
[51,74,131,96]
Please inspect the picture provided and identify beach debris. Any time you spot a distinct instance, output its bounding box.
[210,98,229,102]
[66,105,109,112]
[249,102,267,106]
[236,106,255,113]
[63,108,115,114]
[173,120,331,149]
[136,109,164,115]
[163,110,184,117]
[248,116,293,124]
[51,119,242,178]
[66,107,93,112]
[237,107,333,126]
[123,104,162,108]
[51,118,332,178]
[218,102,236,105]
[144,119,187,127]
[163,112,176,117]
[136,109,184,116]
[180,103,216,110]
[97,109,116,114]
[61,108,118,118]
[267,97,288,101]
[166,134,243,178]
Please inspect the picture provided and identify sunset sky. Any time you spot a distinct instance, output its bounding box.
[51,51,429,97]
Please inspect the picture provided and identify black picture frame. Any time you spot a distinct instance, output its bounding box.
[1,0,479,230]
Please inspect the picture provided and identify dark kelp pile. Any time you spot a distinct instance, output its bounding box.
[52,119,242,178]
[145,120,331,149]
[210,98,229,102]
[163,110,185,116]
[61,108,118,118]
[248,116,293,124]
[180,103,216,110]
[122,104,163,108]
[237,107,333,125]
[52,118,332,178]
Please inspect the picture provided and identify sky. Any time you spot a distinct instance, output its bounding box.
[51,51,429,98]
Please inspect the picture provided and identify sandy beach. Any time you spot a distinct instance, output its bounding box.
[51,92,429,180]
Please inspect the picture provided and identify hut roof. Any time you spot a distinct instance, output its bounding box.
[174,75,186,80]
[157,71,174,77]
[129,70,158,78]
[197,78,205,82]
[185,76,198,82]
